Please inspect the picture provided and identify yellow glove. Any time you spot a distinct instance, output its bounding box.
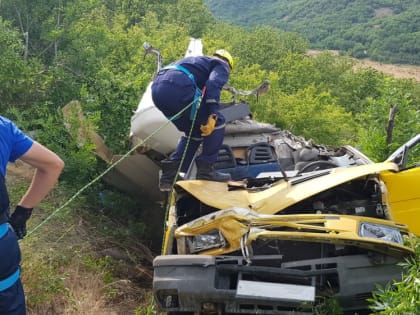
[200,114,217,136]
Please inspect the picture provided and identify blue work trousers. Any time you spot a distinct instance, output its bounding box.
[151,70,225,171]
[0,225,25,315]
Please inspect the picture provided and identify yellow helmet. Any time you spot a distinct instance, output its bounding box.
[214,49,234,70]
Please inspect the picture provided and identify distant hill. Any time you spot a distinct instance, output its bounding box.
[204,0,420,65]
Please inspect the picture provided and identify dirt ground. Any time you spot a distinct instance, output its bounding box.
[6,160,34,181]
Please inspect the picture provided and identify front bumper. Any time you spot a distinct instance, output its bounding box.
[153,253,403,314]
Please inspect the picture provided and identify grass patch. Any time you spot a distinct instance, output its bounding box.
[7,163,161,314]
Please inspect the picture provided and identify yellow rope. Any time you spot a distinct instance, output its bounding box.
[25,99,197,239]
[160,91,202,253]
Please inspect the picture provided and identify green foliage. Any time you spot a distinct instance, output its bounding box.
[0,0,68,62]
[205,0,420,65]
[356,77,420,161]
[369,237,420,315]
[8,100,101,187]
[162,0,214,38]
[135,296,158,315]
[313,297,344,315]
[228,26,308,71]
[23,251,69,307]
[0,19,44,110]
[1,0,419,185]
[83,255,116,284]
[255,85,357,145]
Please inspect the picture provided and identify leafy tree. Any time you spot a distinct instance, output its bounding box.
[334,67,385,114]
[162,0,213,38]
[0,0,71,62]
[356,77,420,161]
[255,85,357,145]
[0,18,44,111]
[230,26,308,71]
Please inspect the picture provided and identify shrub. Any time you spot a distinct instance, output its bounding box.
[369,237,420,314]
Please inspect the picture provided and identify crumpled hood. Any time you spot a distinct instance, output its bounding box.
[176,162,399,214]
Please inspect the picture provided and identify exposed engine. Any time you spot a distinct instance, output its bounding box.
[281,177,387,218]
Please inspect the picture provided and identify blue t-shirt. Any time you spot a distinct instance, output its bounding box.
[0,116,32,303]
[0,116,34,176]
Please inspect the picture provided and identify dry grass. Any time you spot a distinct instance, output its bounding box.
[7,164,155,315]
[374,7,394,18]
[20,222,153,315]
[355,59,420,81]
[26,265,115,315]
[307,49,420,82]
[61,266,147,315]
[59,269,110,315]
[25,264,151,315]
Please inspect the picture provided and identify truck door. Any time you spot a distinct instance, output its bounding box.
[381,134,420,235]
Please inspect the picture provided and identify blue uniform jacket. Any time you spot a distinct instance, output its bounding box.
[172,56,230,114]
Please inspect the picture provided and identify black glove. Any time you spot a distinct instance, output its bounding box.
[9,205,33,239]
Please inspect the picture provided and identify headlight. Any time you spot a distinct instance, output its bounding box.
[359,222,403,245]
[187,230,226,253]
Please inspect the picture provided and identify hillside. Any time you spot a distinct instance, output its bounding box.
[205,0,420,65]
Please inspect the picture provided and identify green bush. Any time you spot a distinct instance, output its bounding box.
[369,237,420,315]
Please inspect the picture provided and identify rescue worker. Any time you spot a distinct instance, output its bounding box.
[0,115,64,314]
[151,49,233,191]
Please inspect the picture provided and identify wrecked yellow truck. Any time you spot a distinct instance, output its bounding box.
[62,38,418,313]
[153,134,419,314]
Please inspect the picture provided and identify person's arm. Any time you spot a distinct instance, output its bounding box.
[18,141,64,208]
[9,141,64,239]
[200,61,230,136]
[204,61,230,115]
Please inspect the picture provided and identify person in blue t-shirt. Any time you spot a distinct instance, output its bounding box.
[0,115,64,314]
[151,49,234,191]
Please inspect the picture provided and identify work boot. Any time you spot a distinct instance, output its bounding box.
[159,159,181,191]
[195,160,231,182]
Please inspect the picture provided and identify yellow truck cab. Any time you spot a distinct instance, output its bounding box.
[153,134,419,315]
